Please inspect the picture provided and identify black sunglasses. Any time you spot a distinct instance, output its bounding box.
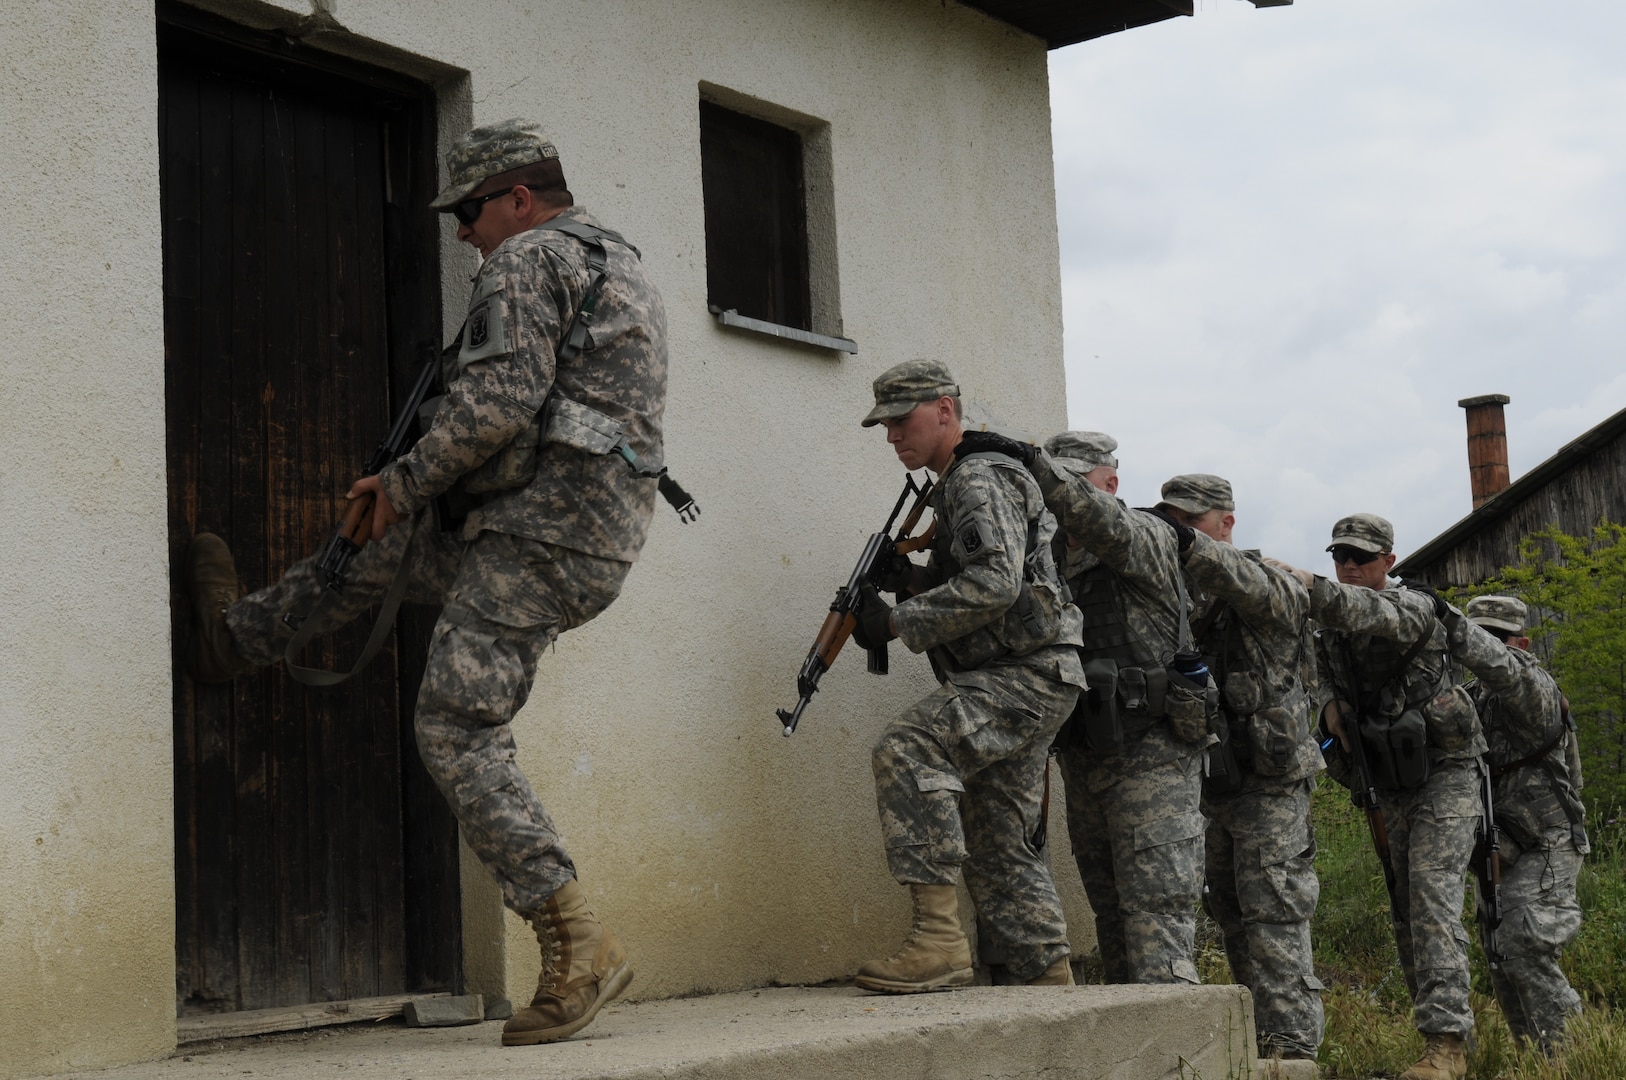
[1330,545,1383,567]
[449,185,542,226]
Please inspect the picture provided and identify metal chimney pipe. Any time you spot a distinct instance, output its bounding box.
[1458,394,1511,510]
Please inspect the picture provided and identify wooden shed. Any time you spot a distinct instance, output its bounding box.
[1395,399,1626,589]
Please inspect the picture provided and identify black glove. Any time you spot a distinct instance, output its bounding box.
[1142,505,1196,555]
[874,552,914,597]
[955,430,1038,468]
[850,583,897,651]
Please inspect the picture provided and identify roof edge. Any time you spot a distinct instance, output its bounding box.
[1395,404,1626,576]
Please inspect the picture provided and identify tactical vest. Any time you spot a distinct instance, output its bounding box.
[1326,613,1482,791]
[926,453,1069,673]
[1062,556,1202,754]
[427,219,694,524]
[1196,603,1312,796]
[1470,681,1587,851]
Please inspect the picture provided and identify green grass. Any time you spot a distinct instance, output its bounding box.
[1309,782,1626,1078]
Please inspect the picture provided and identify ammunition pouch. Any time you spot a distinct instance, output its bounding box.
[1422,684,1481,753]
[1061,658,1208,756]
[1165,668,1215,745]
[1360,708,1431,791]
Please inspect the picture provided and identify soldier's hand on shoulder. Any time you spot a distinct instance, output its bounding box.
[954,430,1038,468]
[1264,556,1315,590]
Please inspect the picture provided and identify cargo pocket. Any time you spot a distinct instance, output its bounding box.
[1133,809,1206,900]
[1256,824,1319,924]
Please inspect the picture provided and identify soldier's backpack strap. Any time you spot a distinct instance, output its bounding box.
[532,218,698,522]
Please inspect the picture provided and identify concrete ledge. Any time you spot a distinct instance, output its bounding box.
[72,985,1257,1080]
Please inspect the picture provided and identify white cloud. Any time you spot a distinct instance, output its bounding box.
[1050,0,1626,568]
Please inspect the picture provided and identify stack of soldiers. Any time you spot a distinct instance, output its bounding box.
[841,362,1588,1080]
[178,113,1587,1072]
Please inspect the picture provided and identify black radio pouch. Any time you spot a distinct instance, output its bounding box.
[1362,708,1431,791]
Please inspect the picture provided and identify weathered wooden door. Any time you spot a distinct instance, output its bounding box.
[159,8,460,1017]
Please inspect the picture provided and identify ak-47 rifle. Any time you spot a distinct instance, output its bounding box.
[776,473,936,736]
[1324,630,1400,908]
[315,349,440,591]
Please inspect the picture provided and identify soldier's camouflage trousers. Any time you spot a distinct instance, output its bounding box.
[1378,760,1482,1039]
[871,656,1079,982]
[1058,726,1205,985]
[1479,825,1584,1052]
[226,513,629,915]
[1203,777,1324,1058]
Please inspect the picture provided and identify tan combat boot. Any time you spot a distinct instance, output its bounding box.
[854,883,974,993]
[1399,1032,1468,1080]
[503,879,633,1046]
[1025,957,1075,986]
[184,533,251,683]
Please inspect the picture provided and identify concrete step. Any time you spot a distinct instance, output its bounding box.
[59,984,1269,1080]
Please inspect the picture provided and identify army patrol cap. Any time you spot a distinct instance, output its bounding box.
[1044,431,1118,471]
[1466,595,1527,634]
[431,118,561,210]
[861,359,960,427]
[1326,513,1394,554]
[1158,474,1234,515]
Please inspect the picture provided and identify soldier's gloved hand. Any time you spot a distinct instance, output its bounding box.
[1143,505,1195,555]
[874,552,915,597]
[955,430,1038,468]
[850,583,897,650]
[1430,590,1456,622]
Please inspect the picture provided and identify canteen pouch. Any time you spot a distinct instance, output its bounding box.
[1165,667,1213,745]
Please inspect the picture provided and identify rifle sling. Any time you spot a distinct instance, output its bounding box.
[1490,730,1567,778]
[283,516,420,687]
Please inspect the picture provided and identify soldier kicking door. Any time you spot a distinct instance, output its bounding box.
[159,6,460,1030]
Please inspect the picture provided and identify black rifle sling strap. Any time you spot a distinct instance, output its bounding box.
[283,516,422,688]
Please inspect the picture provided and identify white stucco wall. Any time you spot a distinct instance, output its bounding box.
[0,0,1078,1074]
[0,3,176,1077]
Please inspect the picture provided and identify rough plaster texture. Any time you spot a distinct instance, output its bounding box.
[39,985,1258,1080]
[0,2,177,1077]
[0,1,1083,1075]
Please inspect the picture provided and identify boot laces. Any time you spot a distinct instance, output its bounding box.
[881,890,930,961]
[535,916,565,991]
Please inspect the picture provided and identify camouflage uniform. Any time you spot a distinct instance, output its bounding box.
[1030,437,1206,985]
[223,123,667,918]
[866,367,1085,982]
[1310,563,1486,1041]
[1445,598,1586,1052]
[1180,522,1325,1059]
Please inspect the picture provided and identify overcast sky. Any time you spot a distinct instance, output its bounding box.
[1047,0,1626,570]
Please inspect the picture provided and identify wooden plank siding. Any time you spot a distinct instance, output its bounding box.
[1397,409,1626,589]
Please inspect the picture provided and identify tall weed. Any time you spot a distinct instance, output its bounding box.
[1312,780,1626,1078]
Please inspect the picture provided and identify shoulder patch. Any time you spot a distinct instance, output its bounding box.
[959,521,985,555]
[459,284,511,365]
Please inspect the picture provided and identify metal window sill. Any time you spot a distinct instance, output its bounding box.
[709,306,857,354]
